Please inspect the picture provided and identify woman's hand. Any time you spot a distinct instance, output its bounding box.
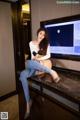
[32,54,43,61]
[32,55,40,61]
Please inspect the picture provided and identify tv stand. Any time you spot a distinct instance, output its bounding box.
[28,69,80,119]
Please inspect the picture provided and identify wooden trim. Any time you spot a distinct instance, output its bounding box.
[0,91,17,101]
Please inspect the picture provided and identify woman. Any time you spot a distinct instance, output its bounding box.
[20,28,60,118]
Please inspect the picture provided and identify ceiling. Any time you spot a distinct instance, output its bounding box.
[3,0,18,2]
[8,0,29,3]
[8,0,18,2]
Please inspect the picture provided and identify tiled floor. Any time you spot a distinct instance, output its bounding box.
[0,95,19,120]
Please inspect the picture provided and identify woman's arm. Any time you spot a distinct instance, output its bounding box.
[29,41,38,59]
[29,41,51,61]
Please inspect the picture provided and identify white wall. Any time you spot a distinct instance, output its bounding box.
[0,2,16,96]
[31,0,80,71]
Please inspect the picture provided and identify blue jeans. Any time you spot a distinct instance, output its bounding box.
[19,60,53,102]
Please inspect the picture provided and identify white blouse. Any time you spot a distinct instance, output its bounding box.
[29,41,51,60]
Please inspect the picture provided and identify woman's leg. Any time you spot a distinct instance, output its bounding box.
[19,69,35,118]
[21,60,52,100]
[25,60,52,72]
[25,60,60,82]
[19,69,35,102]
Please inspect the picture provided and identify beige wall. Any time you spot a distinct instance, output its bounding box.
[31,0,80,71]
[0,2,16,96]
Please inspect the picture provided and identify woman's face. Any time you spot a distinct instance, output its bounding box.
[37,30,46,41]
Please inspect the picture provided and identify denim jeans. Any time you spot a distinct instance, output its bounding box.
[19,60,53,102]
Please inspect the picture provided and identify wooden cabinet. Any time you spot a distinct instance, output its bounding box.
[28,71,80,120]
[29,91,80,120]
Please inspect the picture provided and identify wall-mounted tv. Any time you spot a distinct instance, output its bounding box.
[40,15,80,61]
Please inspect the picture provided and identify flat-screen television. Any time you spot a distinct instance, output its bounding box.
[40,15,80,61]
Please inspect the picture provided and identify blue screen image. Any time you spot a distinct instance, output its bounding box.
[47,24,73,47]
[45,20,80,56]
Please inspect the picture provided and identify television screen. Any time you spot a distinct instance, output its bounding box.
[40,15,80,60]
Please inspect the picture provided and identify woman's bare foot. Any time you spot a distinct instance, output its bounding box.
[53,77,60,83]
[51,70,60,83]
[24,100,32,119]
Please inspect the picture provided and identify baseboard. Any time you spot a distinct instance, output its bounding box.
[0,90,17,101]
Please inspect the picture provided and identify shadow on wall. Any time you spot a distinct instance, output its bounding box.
[52,58,66,68]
